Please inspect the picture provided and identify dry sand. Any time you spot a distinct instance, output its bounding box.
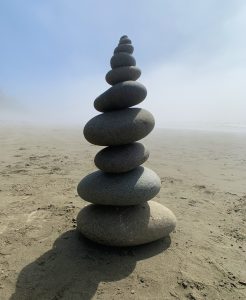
[0,124,245,300]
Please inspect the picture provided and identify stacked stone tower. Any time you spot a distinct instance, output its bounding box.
[76,35,176,246]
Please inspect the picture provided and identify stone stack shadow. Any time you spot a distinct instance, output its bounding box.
[77,35,176,246]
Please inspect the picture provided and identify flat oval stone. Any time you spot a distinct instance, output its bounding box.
[119,37,132,44]
[106,67,141,85]
[77,166,160,205]
[83,108,155,146]
[114,44,134,54]
[77,201,177,246]
[110,53,136,69]
[95,142,149,173]
[94,81,147,112]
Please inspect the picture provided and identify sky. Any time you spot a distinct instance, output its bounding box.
[1,0,246,129]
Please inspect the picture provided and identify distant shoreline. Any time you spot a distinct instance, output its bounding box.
[1,119,246,135]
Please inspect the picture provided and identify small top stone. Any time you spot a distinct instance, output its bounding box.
[119,36,132,45]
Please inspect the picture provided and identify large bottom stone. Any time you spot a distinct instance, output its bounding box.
[77,201,176,246]
[77,166,161,205]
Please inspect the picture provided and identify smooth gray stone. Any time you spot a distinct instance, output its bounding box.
[94,81,147,112]
[114,44,134,54]
[119,37,131,44]
[94,142,149,173]
[76,201,177,246]
[110,53,136,69]
[106,67,141,85]
[83,108,155,146]
[77,166,160,205]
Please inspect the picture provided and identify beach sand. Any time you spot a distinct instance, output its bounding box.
[0,125,245,300]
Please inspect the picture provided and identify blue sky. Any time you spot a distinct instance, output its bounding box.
[1,0,246,128]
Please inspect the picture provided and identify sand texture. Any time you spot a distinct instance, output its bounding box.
[0,125,246,300]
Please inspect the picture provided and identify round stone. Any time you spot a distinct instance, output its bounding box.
[119,37,132,44]
[105,67,141,85]
[94,142,149,173]
[77,166,161,205]
[83,108,155,146]
[114,44,134,54]
[94,81,147,112]
[76,201,177,246]
[110,53,136,69]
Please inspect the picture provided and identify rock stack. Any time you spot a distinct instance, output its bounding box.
[76,35,176,246]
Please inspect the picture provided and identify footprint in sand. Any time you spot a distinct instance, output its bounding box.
[0,224,7,234]
[26,210,50,223]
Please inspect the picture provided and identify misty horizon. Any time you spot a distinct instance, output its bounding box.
[1,1,246,130]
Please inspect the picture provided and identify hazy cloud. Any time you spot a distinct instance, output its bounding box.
[0,90,22,111]
[0,1,245,129]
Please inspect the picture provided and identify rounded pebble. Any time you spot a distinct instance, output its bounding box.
[106,66,141,85]
[95,142,149,173]
[77,166,160,205]
[94,81,146,112]
[77,201,177,246]
[119,37,131,44]
[83,108,155,146]
[110,53,136,69]
[114,44,134,54]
